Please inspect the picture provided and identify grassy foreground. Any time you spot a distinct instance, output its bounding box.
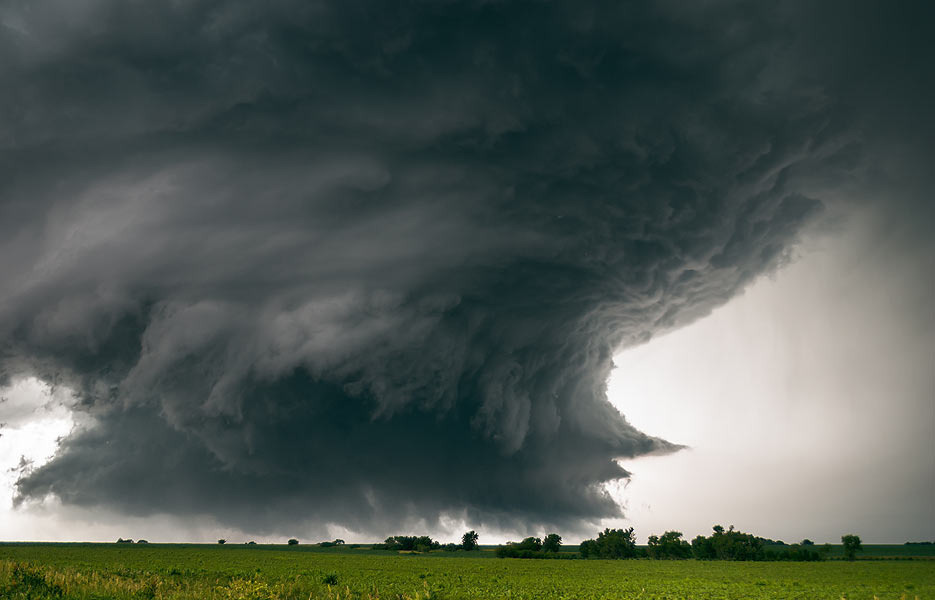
[1,544,933,600]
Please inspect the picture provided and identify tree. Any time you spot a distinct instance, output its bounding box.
[690,526,763,561]
[515,537,542,552]
[288,538,299,545]
[461,530,479,551]
[494,536,545,558]
[381,535,440,552]
[579,528,637,559]
[801,539,814,546]
[691,535,715,559]
[647,531,691,559]
[218,539,226,545]
[842,534,862,561]
[542,533,562,553]
[579,539,598,558]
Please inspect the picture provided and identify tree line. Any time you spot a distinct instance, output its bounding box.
[493,526,862,561]
[114,527,865,561]
[369,526,862,561]
[372,530,481,553]
[572,526,862,561]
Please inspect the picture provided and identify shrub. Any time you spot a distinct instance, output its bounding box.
[4,564,64,598]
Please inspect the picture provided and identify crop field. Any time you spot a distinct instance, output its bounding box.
[1,544,933,600]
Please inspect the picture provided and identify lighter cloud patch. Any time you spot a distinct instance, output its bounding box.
[0,377,77,510]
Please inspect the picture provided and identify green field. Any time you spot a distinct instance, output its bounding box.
[1,544,933,599]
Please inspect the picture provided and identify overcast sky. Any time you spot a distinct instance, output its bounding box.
[0,1,932,544]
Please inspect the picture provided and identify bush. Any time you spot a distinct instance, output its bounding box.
[763,544,824,561]
[496,537,540,558]
[287,539,299,545]
[217,539,226,545]
[496,536,572,559]
[3,564,64,598]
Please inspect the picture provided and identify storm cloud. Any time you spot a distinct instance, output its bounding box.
[0,1,927,536]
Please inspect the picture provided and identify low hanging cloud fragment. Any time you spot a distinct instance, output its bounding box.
[1,1,923,536]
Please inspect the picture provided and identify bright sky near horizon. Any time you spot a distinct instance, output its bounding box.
[607,210,934,544]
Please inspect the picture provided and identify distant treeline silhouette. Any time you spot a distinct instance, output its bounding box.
[111,527,869,561]
[371,526,846,561]
[496,526,858,561]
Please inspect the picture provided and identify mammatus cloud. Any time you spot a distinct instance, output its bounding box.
[0,1,926,536]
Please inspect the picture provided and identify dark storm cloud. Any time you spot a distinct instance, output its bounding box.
[1,1,925,535]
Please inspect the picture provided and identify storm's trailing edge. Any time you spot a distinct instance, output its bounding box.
[0,2,928,536]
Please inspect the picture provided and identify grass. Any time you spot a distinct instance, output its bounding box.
[0,543,933,599]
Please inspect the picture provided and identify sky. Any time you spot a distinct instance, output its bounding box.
[0,1,932,544]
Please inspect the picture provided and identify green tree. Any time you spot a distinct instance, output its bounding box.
[578,539,598,558]
[461,530,479,551]
[691,526,763,560]
[217,539,226,545]
[494,536,543,558]
[515,537,542,552]
[287,538,299,545]
[691,534,715,559]
[579,528,638,559]
[383,535,440,552]
[647,531,691,559]
[542,533,562,553]
[841,534,862,561]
